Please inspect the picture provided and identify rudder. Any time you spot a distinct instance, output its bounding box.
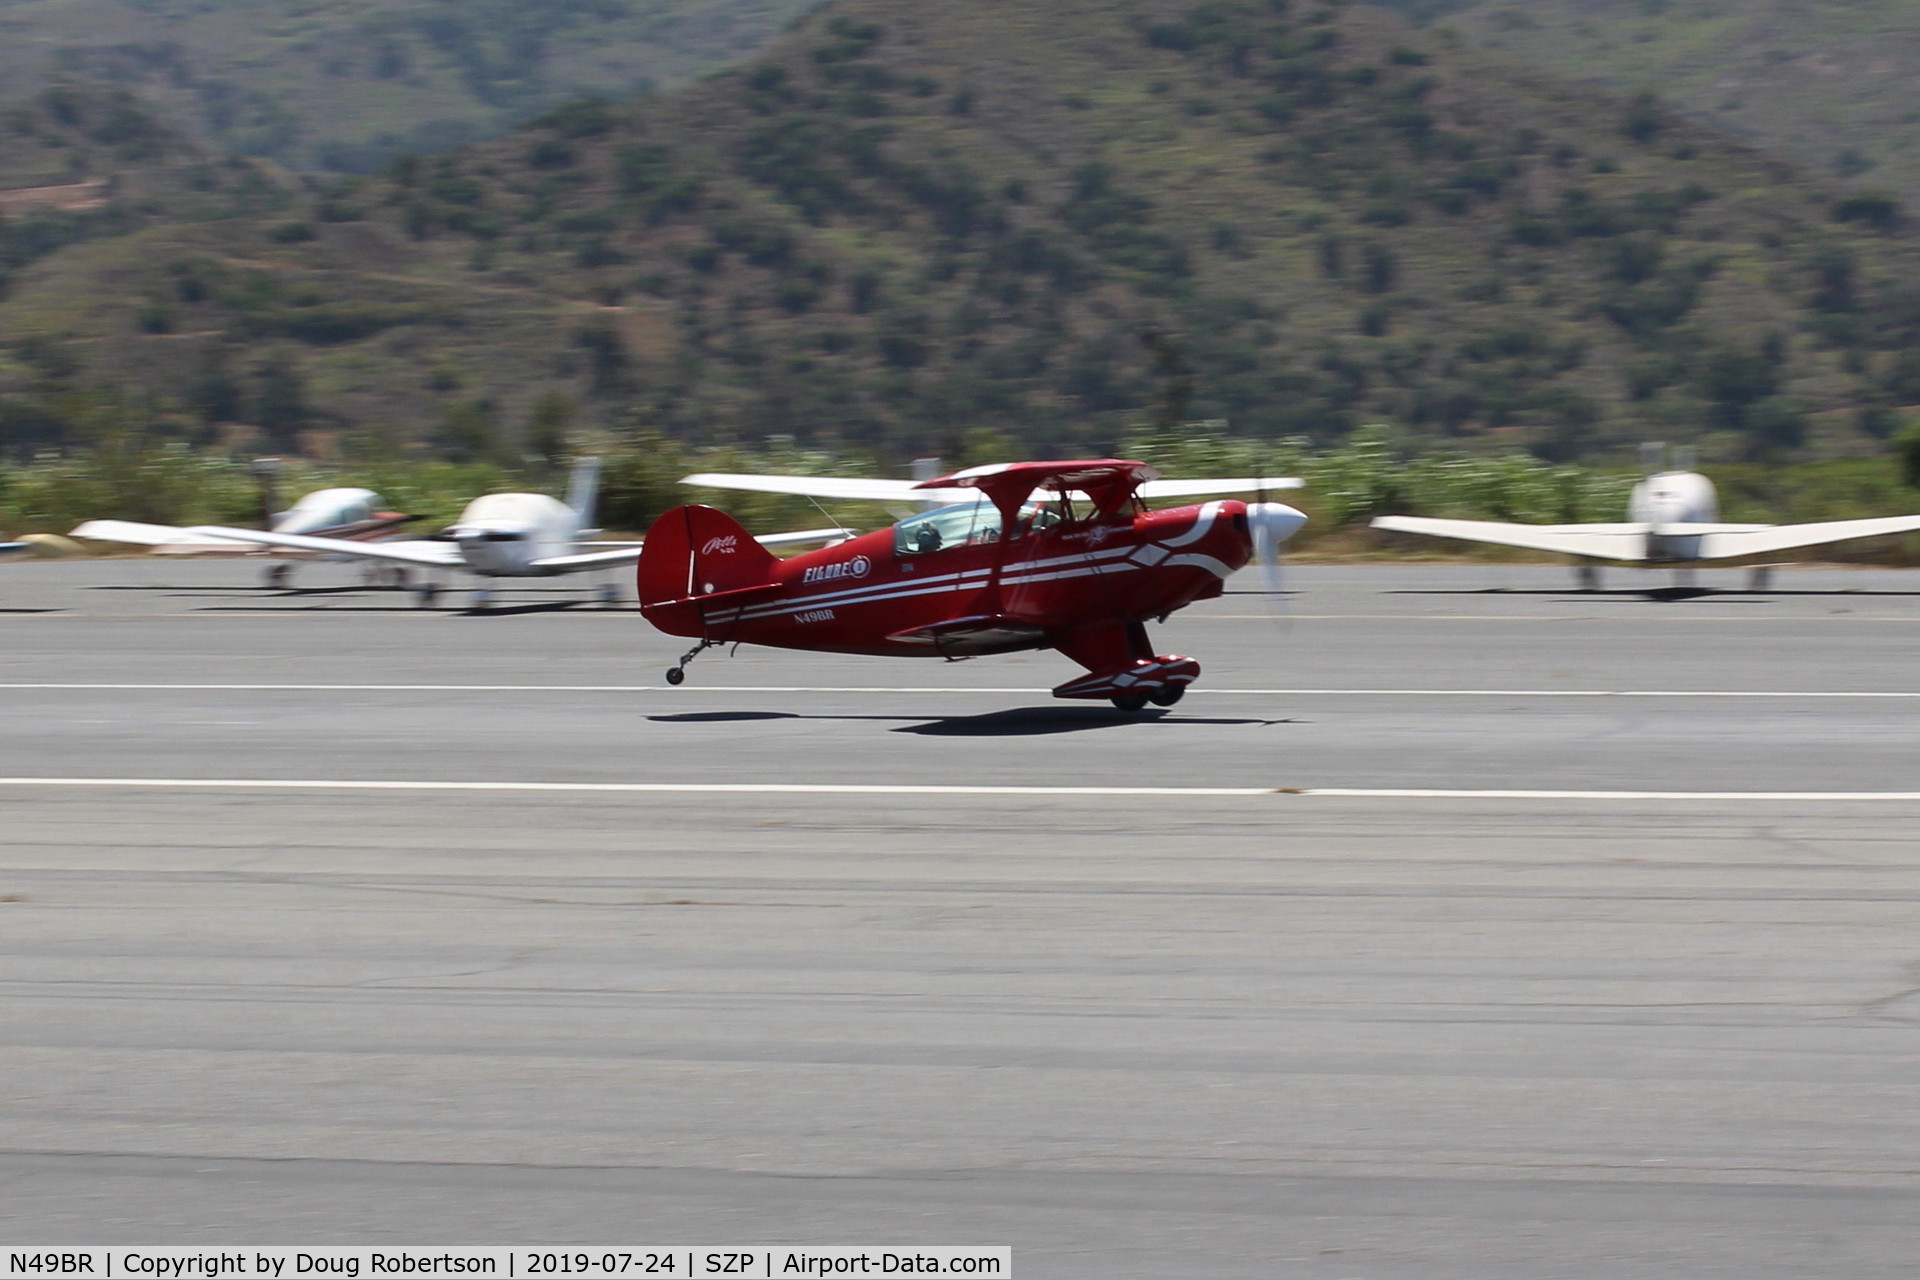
[638,504,780,615]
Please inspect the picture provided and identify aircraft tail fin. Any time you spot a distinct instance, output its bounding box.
[565,456,602,529]
[638,504,781,613]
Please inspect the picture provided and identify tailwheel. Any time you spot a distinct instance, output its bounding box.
[665,638,714,687]
[1110,692,1152,712]
[1148,684,1185,707]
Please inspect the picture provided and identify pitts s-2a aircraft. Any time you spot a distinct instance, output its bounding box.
[639,459,1308,710]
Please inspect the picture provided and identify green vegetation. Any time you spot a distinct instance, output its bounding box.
[14,419,1920,564]
[1437,0,1920,209]
[0,0,819,173]
[7,0,1920,487]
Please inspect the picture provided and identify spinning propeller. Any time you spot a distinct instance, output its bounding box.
[1245,500,1308,622]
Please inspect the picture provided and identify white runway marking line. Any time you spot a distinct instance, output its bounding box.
[2,683,1917,699]
[0,778,1918,801]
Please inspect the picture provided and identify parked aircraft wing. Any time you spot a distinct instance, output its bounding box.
[1136,476,1304,498]
[191,527,464,567]
[71,519,258,548]
[531,546,648,571]
[1694,515,1920,559]
[1371,516,1651,561]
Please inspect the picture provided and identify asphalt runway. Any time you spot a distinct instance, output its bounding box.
[4,558,1920,1276]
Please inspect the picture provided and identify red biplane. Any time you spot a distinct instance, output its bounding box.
[638,459,1306,710]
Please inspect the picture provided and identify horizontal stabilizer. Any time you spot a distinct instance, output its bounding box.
[1695,515,1920,558]
[1372,516,1651,561]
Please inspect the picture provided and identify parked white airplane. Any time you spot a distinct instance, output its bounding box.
[79,458,843,609]
[73,487,419,586]
[1371,445,1920,590]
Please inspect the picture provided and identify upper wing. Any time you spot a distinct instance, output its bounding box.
[686,471,1305,507]
[682,473,975,505]
[71,519,258,548]
[184,527,464,567]
[1136,476,1304,499]
[1372,515,1650,561]
[1694,515,1920,559]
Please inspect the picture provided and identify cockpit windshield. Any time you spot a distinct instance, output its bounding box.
[892,501,1059,555]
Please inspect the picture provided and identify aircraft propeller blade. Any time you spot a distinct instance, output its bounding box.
[1246,501,1308,626]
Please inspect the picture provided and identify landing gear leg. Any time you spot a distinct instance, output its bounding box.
[666,639,714,686]
[265,563,292,589]
[414,582,440,608]
[1748,565,1773,592]
[1575,563,1601,592]
[468,585,494,611]
[597,582,620,607]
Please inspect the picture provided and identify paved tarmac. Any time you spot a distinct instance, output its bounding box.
[4,558,1920,1276]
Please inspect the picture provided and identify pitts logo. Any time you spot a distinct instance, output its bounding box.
[801,554,871,584]
[700,535,739,555]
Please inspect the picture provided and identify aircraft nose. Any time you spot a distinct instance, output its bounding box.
[1246,502,1308,548]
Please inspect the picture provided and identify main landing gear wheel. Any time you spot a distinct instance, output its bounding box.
[1148,684,1185,707]
[264,563,292,589]
[414,583,440,608]
[1110,692,1152,712]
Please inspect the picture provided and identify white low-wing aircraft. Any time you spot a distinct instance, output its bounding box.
[1371,446,1920,590]
[73,486,419,586]
[81,458,842,609]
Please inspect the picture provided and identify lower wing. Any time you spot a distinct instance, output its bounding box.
[1372,516,1650,561]
[1694,515,1920,559]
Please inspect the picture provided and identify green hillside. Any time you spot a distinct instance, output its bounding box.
[0,0,817,172]
[7,0,1920,470]
[1433,0,1920,208]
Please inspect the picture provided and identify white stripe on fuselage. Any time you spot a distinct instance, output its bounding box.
[714,542,1144,623]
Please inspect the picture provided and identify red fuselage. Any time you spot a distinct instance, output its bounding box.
[649,499,1257,657]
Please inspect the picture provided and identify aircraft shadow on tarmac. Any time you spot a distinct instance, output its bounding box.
[1385,587,1920,602]
[648,707,1294,736]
